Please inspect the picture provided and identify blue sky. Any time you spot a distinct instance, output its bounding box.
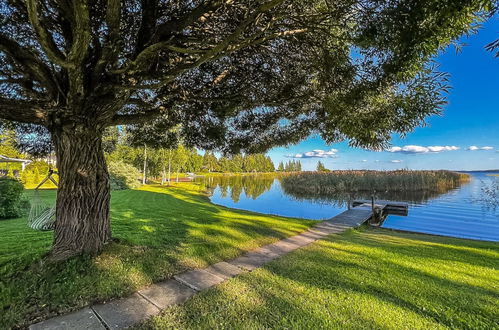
[268,17,499,171]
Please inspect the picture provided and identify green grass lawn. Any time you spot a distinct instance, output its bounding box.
[139,227,499,330]
[0,183,314,329]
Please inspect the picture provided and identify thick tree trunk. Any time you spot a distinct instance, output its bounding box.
[50,125,111,261]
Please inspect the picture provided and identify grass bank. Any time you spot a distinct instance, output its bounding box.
[282,170,469,195]
[0,183,314,329]
[139,227,499,329]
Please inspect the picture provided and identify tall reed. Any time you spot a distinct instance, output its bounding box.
[281,170,469,195]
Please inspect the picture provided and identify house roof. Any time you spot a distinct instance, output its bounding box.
[0,155,32,163]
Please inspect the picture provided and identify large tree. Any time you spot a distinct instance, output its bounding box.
[0,0,491,260]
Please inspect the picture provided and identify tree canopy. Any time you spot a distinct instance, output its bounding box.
[0,0,492,259]
[1,0,491,151]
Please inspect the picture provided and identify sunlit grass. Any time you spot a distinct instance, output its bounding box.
[0,182,313,328]
[139,227,499,330]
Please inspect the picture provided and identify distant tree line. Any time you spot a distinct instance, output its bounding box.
[205,152,275,173]
[277,160,302,172]
[1,127,277,186]
[104,127,276,184]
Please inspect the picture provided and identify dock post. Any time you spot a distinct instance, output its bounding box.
[371,190,376,213]
[371,190,382,225]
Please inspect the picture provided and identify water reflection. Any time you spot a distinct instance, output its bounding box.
[197,172,499,241]
[200,174,453,208]
[201,175,275,202]
[280,184,451,208]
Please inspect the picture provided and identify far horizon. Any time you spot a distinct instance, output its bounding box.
[267,17,499,172]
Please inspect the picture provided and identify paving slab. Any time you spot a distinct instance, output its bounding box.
[204,261,245,279]
[229,252,275,271]
[282,234,316,247]
[253,245,286,258]
[265,241,300,256]
[174,269,225,291]
[92,293,160,329]
[301,230,326,240]
[29,308,105,330]
[139,279,196,310]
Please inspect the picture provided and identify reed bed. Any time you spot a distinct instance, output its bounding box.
[281,170,469,195]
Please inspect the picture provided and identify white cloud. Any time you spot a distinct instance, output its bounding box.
[467,146,494,151]
[391,160,403,163]
[427,146,460,152]
[361,160,368,162]
[387,145,459,154]
[287,149,338,158]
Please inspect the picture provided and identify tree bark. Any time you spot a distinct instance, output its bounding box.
[50,125,111,261]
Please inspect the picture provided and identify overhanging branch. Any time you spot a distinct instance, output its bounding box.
[0,98,48,125]
[109,107,166,125]
[26,0,72,68]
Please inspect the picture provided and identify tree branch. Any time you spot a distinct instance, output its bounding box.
[65,0,92,107]
[26,0,72,68]
[93,0,122,84]
[0,97,48,125]
[134,0,158,57]
[122,0,287,90]
[151,0,223,44]
[109,107,166,126]
[0,33,58,97]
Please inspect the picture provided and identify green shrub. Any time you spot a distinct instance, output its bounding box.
[108,160,141,190]
[0,177,28,219]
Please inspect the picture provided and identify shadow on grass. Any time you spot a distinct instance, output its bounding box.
[142,228,498,329]
[261,229,499,329]
[0,186,313,329]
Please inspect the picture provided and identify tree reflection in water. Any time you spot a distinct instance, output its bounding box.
[197,174,461,207]
[200,174,276,203]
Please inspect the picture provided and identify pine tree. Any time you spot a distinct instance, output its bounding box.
[316,161,328,172]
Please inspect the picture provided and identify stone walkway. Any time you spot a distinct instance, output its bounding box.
[29,221,352,330]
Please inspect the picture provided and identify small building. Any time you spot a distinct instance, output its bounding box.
[0,155,32,176]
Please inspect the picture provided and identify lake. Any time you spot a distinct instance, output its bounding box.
[197,172,499,242]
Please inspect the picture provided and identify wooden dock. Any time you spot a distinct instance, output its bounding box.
[328,200,409,227]
[352,200,409,216]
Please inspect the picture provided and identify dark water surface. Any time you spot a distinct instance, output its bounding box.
[198,172,499,242]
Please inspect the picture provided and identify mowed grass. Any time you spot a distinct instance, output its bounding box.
[139,227,499,330]
[0,183,314,329]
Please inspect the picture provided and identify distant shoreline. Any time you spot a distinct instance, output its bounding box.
[458,170,499,173]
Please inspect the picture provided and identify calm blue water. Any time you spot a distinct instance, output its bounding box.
[204,172,499,242]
